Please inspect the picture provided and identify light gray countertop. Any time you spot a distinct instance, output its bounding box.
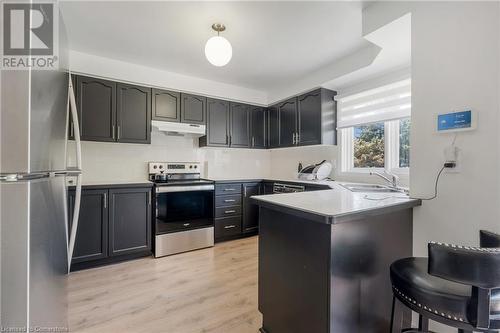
[252,181,421,223]
[66,179,153,188]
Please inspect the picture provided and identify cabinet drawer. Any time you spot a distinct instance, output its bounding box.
[215,183,242,195]
[215,217,242,238]
[215,205,241,218]
[215,194,242,207]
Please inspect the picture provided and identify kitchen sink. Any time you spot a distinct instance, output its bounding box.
[341,183,405,193]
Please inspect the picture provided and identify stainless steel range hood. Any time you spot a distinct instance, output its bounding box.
[152,120,206,137]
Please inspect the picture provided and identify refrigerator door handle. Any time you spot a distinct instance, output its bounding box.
[0,172,51,182]
[68,75,82,171]
[67,74,83,271]
[67,173,82,270]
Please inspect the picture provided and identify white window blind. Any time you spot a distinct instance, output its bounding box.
[336,79,411,128]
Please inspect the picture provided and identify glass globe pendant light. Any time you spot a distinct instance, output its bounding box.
[205,23,232,67]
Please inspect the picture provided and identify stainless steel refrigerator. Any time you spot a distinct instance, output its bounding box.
[0,11,82,331]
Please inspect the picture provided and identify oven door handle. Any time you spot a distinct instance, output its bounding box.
[156,185,215,193]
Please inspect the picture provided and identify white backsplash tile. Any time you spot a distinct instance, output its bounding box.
[68,130,272,182]
[68,130,342,183]
[269,145,339,180]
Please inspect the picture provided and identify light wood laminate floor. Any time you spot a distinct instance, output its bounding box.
[68,236,261,333]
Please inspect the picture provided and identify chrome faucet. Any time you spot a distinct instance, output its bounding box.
[369,170,400,188]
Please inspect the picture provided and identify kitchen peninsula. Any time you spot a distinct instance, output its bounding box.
[252,185,421,333]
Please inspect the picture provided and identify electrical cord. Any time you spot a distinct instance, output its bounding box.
[411,165,446,201]
[409,134,457,201]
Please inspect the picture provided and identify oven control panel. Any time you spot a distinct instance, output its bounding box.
[148,162,201,174]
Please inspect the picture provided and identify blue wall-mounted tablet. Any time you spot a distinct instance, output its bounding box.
[437,110,475,132]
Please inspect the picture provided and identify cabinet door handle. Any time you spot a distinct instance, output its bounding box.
[296,132,300,145]
[148,192,151,206]
[292,132,296,145]
[224,199,236,203]
[103,193,107,209]
[224,210,236,214]
[112,125,116,139]
[252,136,255,147]
[224,188,236,191]
[224,225,236,229]
[117,125,121,140]
[229,135,232,146]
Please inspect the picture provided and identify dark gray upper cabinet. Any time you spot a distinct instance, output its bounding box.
[243,183,261,233]
[116,83,151,144]
[229,103,250,148]
[68,74,77,140]
[74,75,151,144]
[181,93,206,125]
[250,106,267,149]
[68,189,108,264]
[76,76,116,142]
[152,89,180,122]
[267,106,279,148]
[268,88,337,148]
[201,98,230,147]
[109,187,151,257]
[278,97,298,147]
[297,88,337,146]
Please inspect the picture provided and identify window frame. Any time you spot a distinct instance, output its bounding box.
[339,118,410,176]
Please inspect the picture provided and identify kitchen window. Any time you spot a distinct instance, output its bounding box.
[338,78,411,174]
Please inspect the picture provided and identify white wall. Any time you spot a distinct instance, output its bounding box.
[68,131,271,183]
[365,2,500,332]
[69,51,268,105]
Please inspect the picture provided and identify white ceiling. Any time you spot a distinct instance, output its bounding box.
[323,13,411,92]
[60,1,370,92]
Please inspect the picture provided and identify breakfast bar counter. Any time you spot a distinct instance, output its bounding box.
[252,185,421,333]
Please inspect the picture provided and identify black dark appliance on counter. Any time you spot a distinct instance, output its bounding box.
[149,162,214,257]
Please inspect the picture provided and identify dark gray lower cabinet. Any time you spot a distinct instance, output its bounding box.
[263,182,274,195]
[242,183,261,233]
[215,216,242,239]
[214,181,262,241]
[109,188,152,256]
[68,185,152,271]
[68,189,108,263]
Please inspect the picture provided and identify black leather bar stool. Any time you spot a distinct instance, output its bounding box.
[390,230,500,333]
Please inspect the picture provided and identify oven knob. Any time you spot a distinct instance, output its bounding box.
[194,165,198,169]
[159,165,163,169]
[153,165,157,169]
[189,165,193,169]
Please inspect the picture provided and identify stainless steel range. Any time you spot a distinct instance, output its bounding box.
[149,162,214,257]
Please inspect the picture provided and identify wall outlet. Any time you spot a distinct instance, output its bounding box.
[444,145,460,173]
